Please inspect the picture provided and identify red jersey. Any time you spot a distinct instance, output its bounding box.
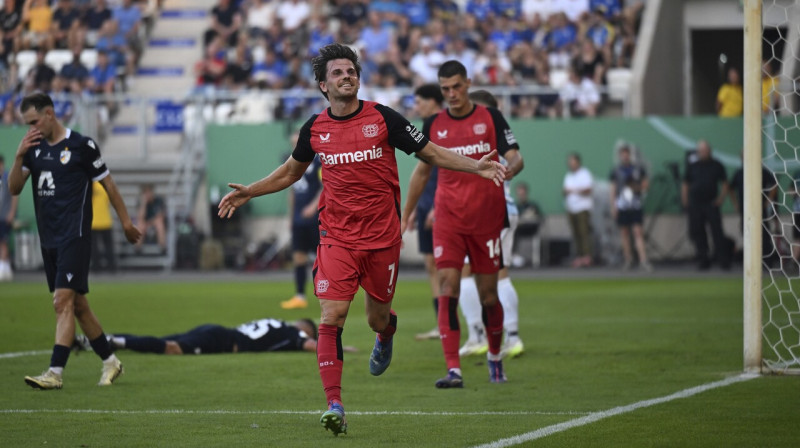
[424,104,519,235]
[292,100,428,250]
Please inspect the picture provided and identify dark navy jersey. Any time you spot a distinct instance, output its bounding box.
[417,166,438,211]
[21,129,108,248]
[291,155,323,226]
[232,319,309,352]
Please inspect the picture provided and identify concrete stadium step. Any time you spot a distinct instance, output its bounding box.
[151,9,209,39]
[101,133,183,162]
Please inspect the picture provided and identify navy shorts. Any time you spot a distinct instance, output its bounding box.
[167,324,237,355]
[41,237,91,294]
[416,207,433,254]
[291,223,319,253]
[0,221,10,242]
[617,209,644,227]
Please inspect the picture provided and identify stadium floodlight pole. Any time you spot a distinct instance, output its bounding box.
[742,0,762,374]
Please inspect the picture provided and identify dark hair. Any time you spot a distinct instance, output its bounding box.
[20,92,54,114]
[414,83,444,105]
[297,318,318,340]
[311,43,361,100]
[0,155,4,164]
[569,152,582,164]
[469,89,498,109]
[438,60,467,79]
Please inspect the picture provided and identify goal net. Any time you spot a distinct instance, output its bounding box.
[757,0,800,373]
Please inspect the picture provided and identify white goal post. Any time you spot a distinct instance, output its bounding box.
[745,0,800,374]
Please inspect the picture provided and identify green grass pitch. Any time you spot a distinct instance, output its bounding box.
[0,276,797,447]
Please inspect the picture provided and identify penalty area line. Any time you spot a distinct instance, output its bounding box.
[471,373,759,448]
[0,409,588,417]
[0,350,51,360]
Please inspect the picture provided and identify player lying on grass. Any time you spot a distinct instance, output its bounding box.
[78,318,355,355]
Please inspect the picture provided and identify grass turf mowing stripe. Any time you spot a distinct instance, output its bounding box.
[0,409,588,416]
[0,350,50,359]
[471,373,759,448]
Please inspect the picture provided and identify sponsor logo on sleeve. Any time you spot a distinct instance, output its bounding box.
[504,129,518,145]
[362,123,379,138]
[405,124,424,143]
[93,158,104,169]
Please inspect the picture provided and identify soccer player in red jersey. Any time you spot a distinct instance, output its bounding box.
[217,43,506,436]
[402,60,524,388]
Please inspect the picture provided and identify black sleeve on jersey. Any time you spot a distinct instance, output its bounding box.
[375,103,429,155]
[291,114,319,163]
[80,136,108,180]
[487,107,520,157]
[414,114,438,165]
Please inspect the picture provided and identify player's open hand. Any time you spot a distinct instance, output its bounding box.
[17,127,41,157]
[218,183,252,218]
[477,150,507,186]
[123,223,142,244]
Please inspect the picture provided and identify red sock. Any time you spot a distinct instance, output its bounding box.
[377,310,397,343]
[437,296,461,370]
[317,324,343,405]
[482,301,504,356]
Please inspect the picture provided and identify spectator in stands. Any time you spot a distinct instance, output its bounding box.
[307,17,336,58]
[276,0,310,33]
[194,36,227,92]
[585,6,614,65]
[205,0,240,48]
[60,47,90,92]
[446,37,477,79]
[28,46,56,91]
[245,0,276,40]
[1,0,24,66]
[409,37,445,84]
[560,64,599,117]
[112,0,142,64]
[51,0,82,49]
[336,0,367,29]
[224,40,253,91]
[609,144,651,271]
[359,11,391,58]
[405,0,430,28]
[136,184,167,253]
[392,14,417,61]
[466,0,493,21]
[590,0,622,22]
[522,0,552,23]
[546,12,576,69]
[48,74,74,123]
[80,0,111,48]
[473,41,513,86]
[431,0,460,22]
[91,181,116,272]
[21,0,54,51]
[95,19,130,78]
[563,152,594,268]
[251,46,285,88]
[494,0,522,19]
[87,49,116,95]
[681,139,730,270]
[716,67,743,118]
[575,39,606,86]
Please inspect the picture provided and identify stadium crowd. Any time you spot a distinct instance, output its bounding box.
[196,0,646,119]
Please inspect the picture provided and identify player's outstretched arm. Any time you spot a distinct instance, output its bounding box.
[218,156,311,219]
[101,175,142,244]
[417,142,506,186]
[7,127,40,195]
[401,160,433,235]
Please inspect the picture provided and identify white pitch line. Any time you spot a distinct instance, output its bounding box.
[0,409,587,417]
[0,350,50,360]
[471,373,759,448]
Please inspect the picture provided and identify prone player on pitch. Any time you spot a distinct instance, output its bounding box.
[217,44,505,436]
[402,61,524,388]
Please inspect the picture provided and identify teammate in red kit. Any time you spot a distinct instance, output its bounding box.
[217,44,506,436]
[402,60,524,388]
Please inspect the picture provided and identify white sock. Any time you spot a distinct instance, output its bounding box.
[449,368,462,377]
[498,277,520,344]
[112,336,126,348]
[103,354,119,364]
[459,276,483,343]
[49,367,63,376]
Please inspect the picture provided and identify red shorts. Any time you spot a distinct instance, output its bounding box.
[313,243,401,303]
[433,227,502,274]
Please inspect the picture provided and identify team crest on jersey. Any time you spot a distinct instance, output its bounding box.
[317,279,329,293]
[319,133,331,142]
[473,123,487,135]
[437,130,448,139]
[434,246,443,258]
[362,124,379,138]
[60,149,71,165]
